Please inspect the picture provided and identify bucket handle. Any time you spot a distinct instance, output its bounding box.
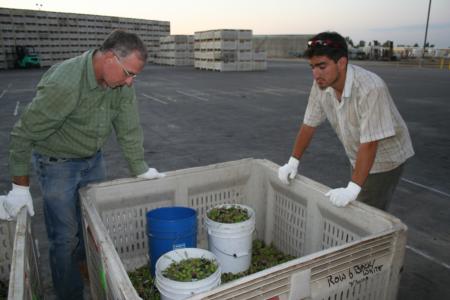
[211,243,249,258]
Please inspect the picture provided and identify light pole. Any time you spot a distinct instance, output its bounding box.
[422,0,432,58]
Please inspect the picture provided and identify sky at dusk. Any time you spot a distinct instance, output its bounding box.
[1,0,449,48]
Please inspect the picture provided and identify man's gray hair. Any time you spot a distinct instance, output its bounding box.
[100,29,148,61]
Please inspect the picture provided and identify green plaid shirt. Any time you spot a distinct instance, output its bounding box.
[9,50,148,176]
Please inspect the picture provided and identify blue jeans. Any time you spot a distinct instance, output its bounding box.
[32,151,106,300]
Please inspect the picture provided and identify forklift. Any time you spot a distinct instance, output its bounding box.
[15,45,41,68]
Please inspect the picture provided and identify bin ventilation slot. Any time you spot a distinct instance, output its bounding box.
[0,222,13,280]
[322,219,358,250]
[273,191,307,257]
[102,202,170,258]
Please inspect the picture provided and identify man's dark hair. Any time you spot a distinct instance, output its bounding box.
[100,29,148,61]
[304,31,348,62]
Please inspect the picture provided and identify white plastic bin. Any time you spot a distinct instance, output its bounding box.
[0,208,42,300]
[80,158,407,300]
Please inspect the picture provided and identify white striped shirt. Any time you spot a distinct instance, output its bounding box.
[303,64,414,173]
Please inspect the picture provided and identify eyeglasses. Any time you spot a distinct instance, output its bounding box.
[114,54,137,79]
[307,39,342,49]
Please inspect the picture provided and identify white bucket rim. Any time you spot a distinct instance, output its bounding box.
[155,248,221,289]
[205,204,255,228]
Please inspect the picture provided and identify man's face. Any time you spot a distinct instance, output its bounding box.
[104,51,145,88]
[309,55,344,90]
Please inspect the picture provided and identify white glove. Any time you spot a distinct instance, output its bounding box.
[278,157,299,185]
[137,168,166,180]
[4,184,35,218]
[325,181,361,207]
[0,196,13,221]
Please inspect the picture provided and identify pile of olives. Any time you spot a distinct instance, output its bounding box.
[128,265,158,300]
[208,205,249,223]
[221,239,296,283]
[128,240,295,300]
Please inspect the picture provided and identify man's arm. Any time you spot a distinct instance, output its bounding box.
[12,176,30,186]
[351,140,378,186]
[278,123,316,184]
[326,140,378,207]
[112,88,164,179]
[292,124,316,160]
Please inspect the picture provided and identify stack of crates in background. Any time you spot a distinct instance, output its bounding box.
[156,35,194,66]
[0,7,170,69]
[80,158,407,300]
[194,29,267,71]
[0,208,42,300]
[252,51,268,71]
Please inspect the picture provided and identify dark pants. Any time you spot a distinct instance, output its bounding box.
[32,151,106,300]
[356,163,405,211]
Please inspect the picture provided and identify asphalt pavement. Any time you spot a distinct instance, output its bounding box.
[0,60,449,299]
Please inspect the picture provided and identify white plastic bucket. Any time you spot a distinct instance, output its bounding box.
[205,204,255,274]
[155,248,221,300]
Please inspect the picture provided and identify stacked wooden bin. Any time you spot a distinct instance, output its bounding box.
[194,29,267,71]
[0,7,170,69]
[156,35,194,66]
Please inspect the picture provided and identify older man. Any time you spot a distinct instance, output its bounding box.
[2,30,164,299]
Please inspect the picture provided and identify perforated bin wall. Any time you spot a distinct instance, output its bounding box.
[1,208,42,300]
[80,158,407,300]
[0,217,15,282]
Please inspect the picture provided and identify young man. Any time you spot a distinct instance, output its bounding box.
[278,31,414,210]
[1,30,165,299]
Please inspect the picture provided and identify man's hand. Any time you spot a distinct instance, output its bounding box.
[278,157,299,185]
[4,184,35,218]
[325,181,361,207]
[137,168,166,180]
[0,196,13,221]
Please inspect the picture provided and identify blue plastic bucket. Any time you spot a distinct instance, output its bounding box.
[146,206,197,276]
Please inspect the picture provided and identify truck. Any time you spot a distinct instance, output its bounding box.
[15,45,41,68]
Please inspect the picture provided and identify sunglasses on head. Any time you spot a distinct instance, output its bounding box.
[307,39,342,49]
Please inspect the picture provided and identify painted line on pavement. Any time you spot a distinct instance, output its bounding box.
[247,88,283,97]
[14,101,20,116]
[141,93,168,105]
[165,96,177,103]
[8,88,35,94]
[0,83,11,98]
[406,245,450,270]
[263,89,283,96]
[401,178,450,197]
[176,90,209,101]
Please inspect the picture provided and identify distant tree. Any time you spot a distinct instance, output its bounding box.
[413,43,419,47]
[373,40,380,46]
[345,36,354,47]
[358,40,366,47]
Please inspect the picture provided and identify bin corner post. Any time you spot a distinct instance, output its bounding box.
[386,226,408,300]
[303,190,323,256]
[247,160,269,242]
